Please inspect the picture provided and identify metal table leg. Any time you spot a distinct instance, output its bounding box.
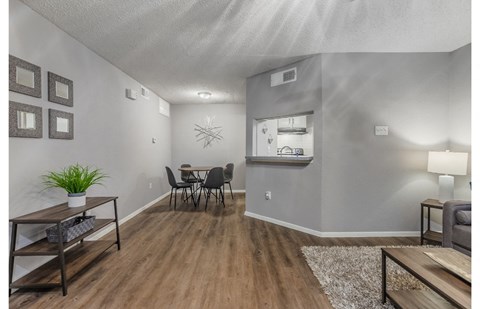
[195,171,203,206]
[9,223,18,296]
[427,207,431,231]
[382,251,387,303]
[420,205,424,245]
[80,211,87,243]
[57,222,68,296]
[114,199,121,250]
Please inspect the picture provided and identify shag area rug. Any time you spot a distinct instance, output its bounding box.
[302,246,431,309]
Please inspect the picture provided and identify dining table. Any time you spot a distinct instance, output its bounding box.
[178,166,213,204]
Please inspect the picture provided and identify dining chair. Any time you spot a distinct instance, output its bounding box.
[180,163,200,202]
[223,163,234,199]
[198,167,225,211]
[165,166,195,210]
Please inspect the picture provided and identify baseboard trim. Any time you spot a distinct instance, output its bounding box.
[231,189,245,193]
[244,211,419,238]
[318,231,419,237]
[87,192,170,240]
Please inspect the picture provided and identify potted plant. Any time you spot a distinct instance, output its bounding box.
[43,164,108,207]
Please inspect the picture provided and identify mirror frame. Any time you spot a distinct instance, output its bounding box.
[48,72,74,107]
[9,55,42,98]
[9,101,43,138]
[49,109,74,139]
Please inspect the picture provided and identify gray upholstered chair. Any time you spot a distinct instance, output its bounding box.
[223,163,234,199]
[165,166,195,210]
[198,167,225,211]
[442,200,471,256]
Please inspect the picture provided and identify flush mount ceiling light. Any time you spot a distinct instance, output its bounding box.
[197,91,212,99]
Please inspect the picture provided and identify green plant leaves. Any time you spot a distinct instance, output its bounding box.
[42,164,108,194]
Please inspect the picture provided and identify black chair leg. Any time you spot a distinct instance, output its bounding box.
[220,188,225,208]
[174,188,177,211]
[169,187,173,208]
[205,189,211,211]
[228,182,233,199]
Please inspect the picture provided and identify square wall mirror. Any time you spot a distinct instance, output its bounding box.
[16,67,35,88]
[56,117,69,133]
[9,101,42,138]
[49,109,73,139]
[48,72,73,107]
[55,81,69,99]
[17,111,36,130]
[9,55,42,98]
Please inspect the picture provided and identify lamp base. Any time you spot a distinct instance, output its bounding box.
[438,175,454,203]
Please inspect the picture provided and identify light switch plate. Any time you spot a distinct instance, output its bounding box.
[375,125,389,136]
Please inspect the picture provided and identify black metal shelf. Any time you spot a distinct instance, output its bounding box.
[9,197,121,296]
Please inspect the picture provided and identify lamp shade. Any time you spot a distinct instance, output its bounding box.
[427,151,468,175]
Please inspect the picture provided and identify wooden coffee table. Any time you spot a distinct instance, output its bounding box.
[381,248,471,309]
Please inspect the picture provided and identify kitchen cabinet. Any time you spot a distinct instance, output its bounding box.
[277,117,291,128]
[277,116,306,129]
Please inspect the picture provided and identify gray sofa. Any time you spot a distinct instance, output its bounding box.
[442,200,471,256]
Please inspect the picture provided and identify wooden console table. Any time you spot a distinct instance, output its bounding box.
[9,197,121,296]
[421,199,443,245]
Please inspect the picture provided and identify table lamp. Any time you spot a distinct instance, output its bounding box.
[427,150,468,203]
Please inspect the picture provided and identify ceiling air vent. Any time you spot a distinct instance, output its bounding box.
[271,67,297,87]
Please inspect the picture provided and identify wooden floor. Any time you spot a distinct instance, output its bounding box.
[10,193,418,308]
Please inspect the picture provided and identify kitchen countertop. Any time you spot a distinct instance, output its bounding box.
[245,155,313,164]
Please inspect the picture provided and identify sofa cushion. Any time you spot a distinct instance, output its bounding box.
[452,224,471,250]
[456,210,471,225]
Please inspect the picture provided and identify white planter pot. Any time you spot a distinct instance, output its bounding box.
[68,192,86,207]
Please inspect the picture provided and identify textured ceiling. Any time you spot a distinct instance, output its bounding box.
[20,0,470,105]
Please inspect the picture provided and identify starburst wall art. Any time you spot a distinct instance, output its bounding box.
[194,116,223,148]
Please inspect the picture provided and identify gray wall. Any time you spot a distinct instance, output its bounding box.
[448,44,471,199]
[320,52,449,232]
[170,104,246,189]
[246,56,323,231]
[9,0,171,277]
[246,49,471,233]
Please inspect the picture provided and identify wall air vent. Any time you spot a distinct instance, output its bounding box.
[141,86,150,99]
[271,67,297,87]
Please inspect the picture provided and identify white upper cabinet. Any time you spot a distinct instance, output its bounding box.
[291,116,306,128]
[278,117,291,128]
[277,116,306,128]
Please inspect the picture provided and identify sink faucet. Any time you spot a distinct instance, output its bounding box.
[279,146,293,154]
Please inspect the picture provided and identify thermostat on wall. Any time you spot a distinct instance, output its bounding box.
[126,88,137,100]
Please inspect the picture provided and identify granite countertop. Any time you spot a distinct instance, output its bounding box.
[245,155,313,164]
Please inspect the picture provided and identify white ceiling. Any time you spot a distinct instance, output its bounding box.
[20,0,470,105]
